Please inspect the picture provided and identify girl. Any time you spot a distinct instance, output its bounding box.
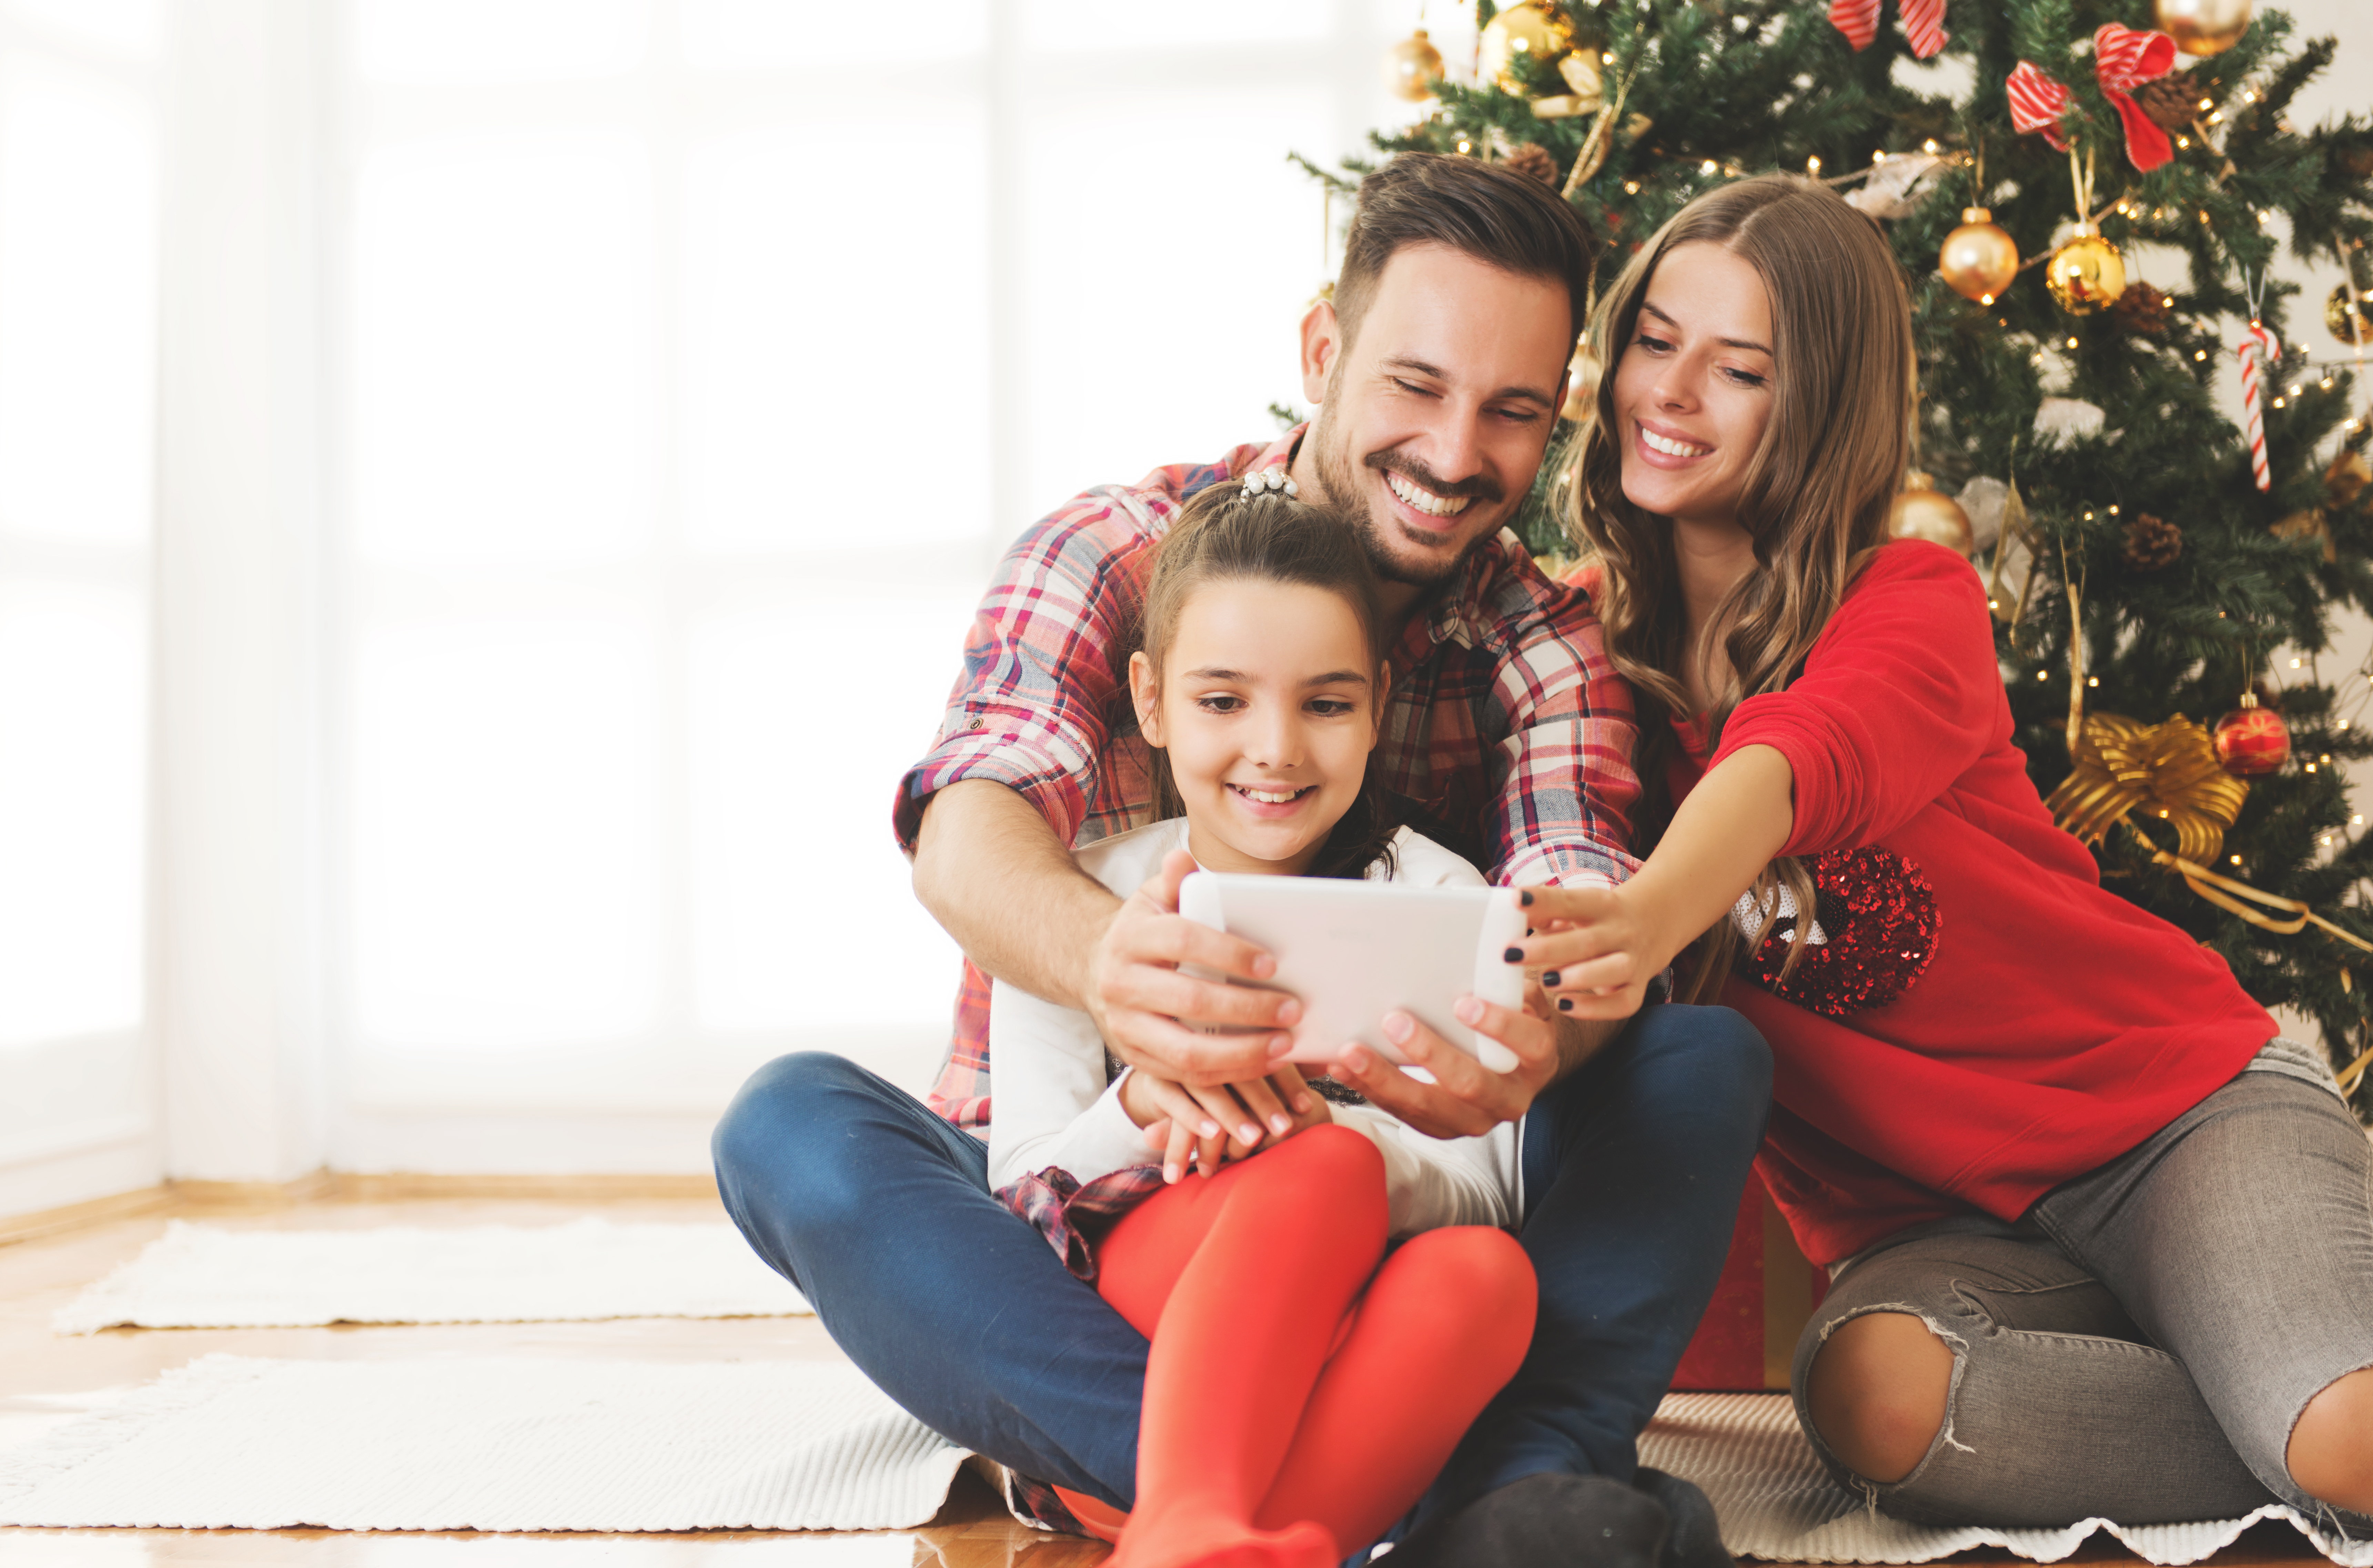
[1517,172,2373,1531]
[987,474,1539,1568]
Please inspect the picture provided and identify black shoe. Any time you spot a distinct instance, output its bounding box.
[1634,1467,1732,1568]
[1384,1472,1670,1568]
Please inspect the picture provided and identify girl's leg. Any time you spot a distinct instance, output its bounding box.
[1086,1124,1390,1568]
[2030,1065,2373,1526]
[1252,1225,1537,1551]
[1793,1230,2273,1525]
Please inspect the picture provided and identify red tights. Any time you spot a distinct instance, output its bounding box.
[1053,1124,1537,1568]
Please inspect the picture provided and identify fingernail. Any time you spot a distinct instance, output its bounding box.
[1342,1046,1369,1073]
[1557,997,1574,1012]
[1453,995,1482,1024]
[1270,1114,1292,1135]
[1250,954,1276,979]
[1275,999,1301,1025]
[1200,1120,1222,1137]
[1242,1123,1263,1144]
[1294,1094,1313,1114]
[1382,1011,1413,1044]
[1542,970,1561,988]
[1267,1035,1294,1060]
[1164,1164,1181,1184]
[1519,890,1535,907]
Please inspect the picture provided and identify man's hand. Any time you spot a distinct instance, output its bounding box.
[1085,849,1303,1087]
[1329,987,1607,1140]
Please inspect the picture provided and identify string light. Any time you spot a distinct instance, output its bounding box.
[1921,138,1939,153]
[1700,159,1718,174]
[1806,155,1822,174]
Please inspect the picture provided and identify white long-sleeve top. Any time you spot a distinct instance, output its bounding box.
[986,818,1524,1238]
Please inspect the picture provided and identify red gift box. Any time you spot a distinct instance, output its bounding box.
[1670,1175,1828,1391]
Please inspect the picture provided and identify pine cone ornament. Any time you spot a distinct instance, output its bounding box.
[2134,74,2200,133]
[2111,284,2171,335]
[1502,142,1559,186]
[2123,513,2182,570]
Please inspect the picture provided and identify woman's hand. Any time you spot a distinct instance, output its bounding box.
[1508,881,1686,1022]
[1121,1065,1328,1183]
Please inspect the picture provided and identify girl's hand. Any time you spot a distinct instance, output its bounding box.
[1507,882,1681,1021]
[1123,1066,1323,1182]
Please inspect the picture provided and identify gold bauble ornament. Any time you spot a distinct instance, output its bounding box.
[2045,224,2127,316]
[1939,208,2020,305]
[2326,280,2373,346]
[1887,472,1975,556]
[2153,0,2252,57]
[1478,2,1574,94]
[1383,29,1444,102]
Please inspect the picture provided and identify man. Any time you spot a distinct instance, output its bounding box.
[714,153,1769,1566]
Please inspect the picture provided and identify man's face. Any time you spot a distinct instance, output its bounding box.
[1298,244,1572,593]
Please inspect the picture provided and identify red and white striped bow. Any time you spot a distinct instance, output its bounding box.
[1829,0,1948,59]
[2007,24,2180,172]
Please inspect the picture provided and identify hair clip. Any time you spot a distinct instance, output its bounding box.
[1241,469,1299,499]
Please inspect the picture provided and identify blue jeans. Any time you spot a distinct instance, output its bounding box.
[713,1002,1770,1520]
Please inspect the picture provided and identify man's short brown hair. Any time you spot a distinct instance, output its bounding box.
[1334,152,1598,359]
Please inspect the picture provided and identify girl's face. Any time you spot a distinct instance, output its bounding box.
[1610,241,1777,531]
[1130,578,1383,878]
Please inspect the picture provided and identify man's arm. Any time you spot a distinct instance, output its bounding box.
[911,779,1301,1086]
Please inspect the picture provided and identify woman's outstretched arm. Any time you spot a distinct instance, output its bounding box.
[1513,742,1795,1019]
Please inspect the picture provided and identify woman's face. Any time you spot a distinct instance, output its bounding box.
[1128,578,1381,878]
[1609,241,1777,531]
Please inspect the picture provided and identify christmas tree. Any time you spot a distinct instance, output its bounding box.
[1311,0,2373,1103]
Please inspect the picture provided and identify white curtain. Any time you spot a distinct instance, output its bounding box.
[0,0,159,1213]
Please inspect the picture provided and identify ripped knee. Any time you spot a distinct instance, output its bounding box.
[1806,1309,1959,1486]
[2289,1365,2373,1516]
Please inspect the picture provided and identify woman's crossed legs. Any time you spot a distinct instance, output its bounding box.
[1055,1124,1537,1568]
[1796,1060,2373,1530]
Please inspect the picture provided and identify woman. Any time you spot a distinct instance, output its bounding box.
[1516,172,2373,1529]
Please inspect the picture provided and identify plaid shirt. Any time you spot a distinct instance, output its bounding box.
[894,428,1643,1130]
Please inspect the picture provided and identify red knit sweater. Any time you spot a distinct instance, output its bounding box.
[1669,540,2274,1267]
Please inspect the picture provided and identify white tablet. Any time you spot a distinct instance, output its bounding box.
[1177,872,1528,1073]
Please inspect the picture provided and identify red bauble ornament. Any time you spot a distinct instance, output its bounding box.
[2212,691,2290,776]
[1740,847,1942,1017]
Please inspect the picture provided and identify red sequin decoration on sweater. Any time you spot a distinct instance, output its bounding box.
[1742,846,1942,1016]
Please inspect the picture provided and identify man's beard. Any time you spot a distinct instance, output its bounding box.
[1309,405,1508,590]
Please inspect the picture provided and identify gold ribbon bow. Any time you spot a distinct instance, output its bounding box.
[2044,713,2248,865]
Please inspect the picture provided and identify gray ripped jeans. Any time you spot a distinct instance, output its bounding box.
[1791,1040,2373,1529]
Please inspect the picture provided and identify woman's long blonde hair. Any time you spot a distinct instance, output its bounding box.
[1568,173,1916,1000]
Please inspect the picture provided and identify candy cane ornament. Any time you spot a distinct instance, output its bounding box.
[2237,320,2280,492]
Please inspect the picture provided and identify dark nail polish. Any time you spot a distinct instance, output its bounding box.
[1519,890,1535,907]
[1503,947,1523,963]
[1542,970,1561,988]
[1557,997,1574,1012]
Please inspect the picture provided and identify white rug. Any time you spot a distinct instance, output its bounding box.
[53,1218,808,1334]
[1644,1392,2371,1566]
[0,1355,964,1532]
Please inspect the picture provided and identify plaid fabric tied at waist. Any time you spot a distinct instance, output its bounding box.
[994,1163,1168,1284]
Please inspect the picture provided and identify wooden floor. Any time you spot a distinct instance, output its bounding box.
[0,1183,2333,1566]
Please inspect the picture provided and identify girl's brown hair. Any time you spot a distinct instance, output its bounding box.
[1567,173,1915,998]
[1138,479,1400,880]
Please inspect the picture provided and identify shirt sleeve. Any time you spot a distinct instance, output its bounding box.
[891,494,1157,853]
[986,978,1155,1190]
[1483,576,1643,891]
[1713,541,2001,858]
